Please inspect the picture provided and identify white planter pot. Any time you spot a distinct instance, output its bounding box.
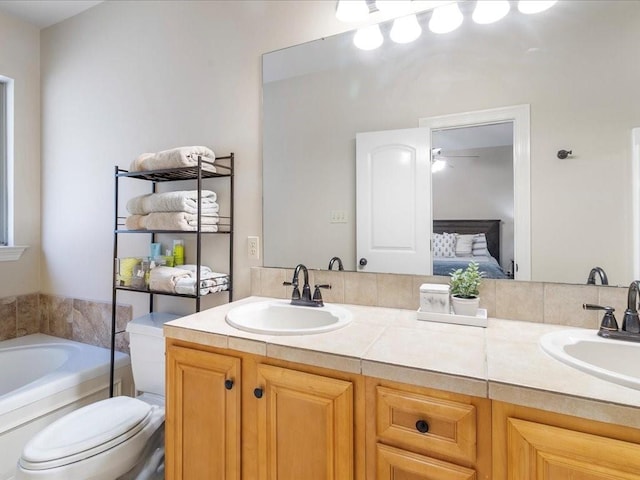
[451,296,480,316]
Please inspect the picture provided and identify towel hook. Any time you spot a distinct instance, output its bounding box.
[557,149,573,159]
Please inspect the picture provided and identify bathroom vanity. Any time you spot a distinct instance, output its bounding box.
[164,297,640,480]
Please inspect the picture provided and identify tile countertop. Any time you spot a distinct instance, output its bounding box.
[164,296,640,428]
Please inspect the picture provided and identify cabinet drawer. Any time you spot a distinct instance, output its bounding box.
[376,386,476,464]
[377,443,476,480]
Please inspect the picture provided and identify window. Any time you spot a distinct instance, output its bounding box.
[0,80,6,246]
[0,76,24,261]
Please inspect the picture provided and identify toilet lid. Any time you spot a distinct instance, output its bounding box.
[21,396,153,469]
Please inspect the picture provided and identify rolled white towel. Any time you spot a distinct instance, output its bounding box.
[210,274,229,286]
[210,282,229,293]
[149,266,192,293]
[129,146,216,173]
[174,277,211,296]
[126,190,218,215]
[126,212,219,232]
[180,265,213,276]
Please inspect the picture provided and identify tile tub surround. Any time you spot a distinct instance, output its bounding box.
[251,267,630,329]
[164,296,640,430]
[0,293,132,352]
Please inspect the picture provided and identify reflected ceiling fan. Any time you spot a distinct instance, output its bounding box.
[430,148,479,172]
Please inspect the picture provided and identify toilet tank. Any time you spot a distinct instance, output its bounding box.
[125,312,181,396]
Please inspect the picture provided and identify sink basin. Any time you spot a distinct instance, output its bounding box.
[539,329,640,390]
[225,300,352,335]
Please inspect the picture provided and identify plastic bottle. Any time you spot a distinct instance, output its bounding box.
[173,240,185,266]
[164,249,175,267]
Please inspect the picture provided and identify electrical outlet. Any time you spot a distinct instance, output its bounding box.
[330,210,348,223]
[248,236,260,260]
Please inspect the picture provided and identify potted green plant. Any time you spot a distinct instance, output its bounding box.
[449,261,483,316]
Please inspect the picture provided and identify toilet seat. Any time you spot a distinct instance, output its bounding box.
[19,396,154,471]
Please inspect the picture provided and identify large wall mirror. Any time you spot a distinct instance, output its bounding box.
[262,0,640,286]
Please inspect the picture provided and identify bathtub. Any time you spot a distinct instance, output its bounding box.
[0,334,133,480]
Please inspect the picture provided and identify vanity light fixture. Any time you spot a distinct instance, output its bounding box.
[517,0,558,15]
[354,24,384,50]
[390,14,422,44]
[429,2,463,34]
[335,0,370,22]
[472,0,511,24]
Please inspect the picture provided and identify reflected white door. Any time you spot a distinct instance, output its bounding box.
[356,128,432,274]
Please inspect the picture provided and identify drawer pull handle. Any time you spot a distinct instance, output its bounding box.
[254,387,264,399]
[224,379,234,390]
[415,420,429,434]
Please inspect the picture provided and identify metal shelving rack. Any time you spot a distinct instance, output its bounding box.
[109,153,234,396]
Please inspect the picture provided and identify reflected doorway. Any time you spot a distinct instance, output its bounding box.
[419,104,531,280]
[431,123,515,278]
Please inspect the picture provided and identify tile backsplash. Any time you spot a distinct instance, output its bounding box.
[0,270,628,349]
[0,293,131,353]
[251,267,630,330]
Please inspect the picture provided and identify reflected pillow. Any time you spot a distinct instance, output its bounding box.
[472,233,489,256]
[433,232,456,257]
[455,234,474,256]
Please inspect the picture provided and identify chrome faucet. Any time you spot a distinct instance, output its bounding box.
[328,256,344,271]
[283,264,330,307]
[586,267,609,285]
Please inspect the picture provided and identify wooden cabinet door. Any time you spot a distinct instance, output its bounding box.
[377,444,476,480]
[255,363,354,480]
[166,344,241,480]
[506,417,640,480]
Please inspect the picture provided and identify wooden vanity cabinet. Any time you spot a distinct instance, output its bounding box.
[492,401,640,480]
[254,363,355,480]
[365,377,492,480]
[165,342,241,480]
[167,337,640,480]
[165,339,365,480]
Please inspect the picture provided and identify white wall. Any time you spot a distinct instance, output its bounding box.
[0,11,40,298]
[39,1,356,313]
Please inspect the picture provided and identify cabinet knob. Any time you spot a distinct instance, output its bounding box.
[254,387,264,399]
[224,379,234,390]
[415,420,429,434]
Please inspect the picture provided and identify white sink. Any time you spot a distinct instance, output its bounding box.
[539,329,640,390]
[225,300,352,335]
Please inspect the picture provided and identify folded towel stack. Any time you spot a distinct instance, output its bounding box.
[126,190,219,215]
[126,212,220,232]
[129,146,216,173]
[125,190,220,232]
[149,265,229,296]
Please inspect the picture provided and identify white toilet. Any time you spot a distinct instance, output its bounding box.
[15,312,179,480]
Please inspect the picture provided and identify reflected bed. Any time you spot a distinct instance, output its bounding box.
[433,219,509,279]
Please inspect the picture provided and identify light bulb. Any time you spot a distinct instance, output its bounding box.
[431,159,446,173]
[390,14,422,44]
[354,24,384,50]
[517,0,557,14]
[429,3,463,34]
[472,1,510,24]
[335,0,369,22]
